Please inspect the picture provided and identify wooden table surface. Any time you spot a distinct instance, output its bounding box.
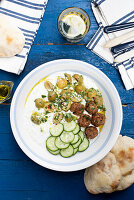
[0,0,134,199]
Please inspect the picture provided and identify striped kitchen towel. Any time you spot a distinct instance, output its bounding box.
[0,0,48,74]
[87,0,134,90]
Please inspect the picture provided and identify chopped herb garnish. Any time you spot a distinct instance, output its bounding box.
[40,127,44,132]
[98,105,106,111]
[41,95,46,98]
[49,104,52,108]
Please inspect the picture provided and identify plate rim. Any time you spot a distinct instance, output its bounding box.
[10,59,123,172]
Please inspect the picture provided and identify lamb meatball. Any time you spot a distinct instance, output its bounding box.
[85,101,98,115]
[91,113,105,127]
[70,102,85,115]
[78,114,91,127]
[85,126,98,139]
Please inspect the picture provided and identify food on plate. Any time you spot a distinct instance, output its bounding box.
[75,84,86,94]
[65,113,73,122]
[29,72,106,157]
[85,126,98,139]
[70,102,85,115]
[46,121,89,157]
[44,102,55,113]
[94,95,103,107]
[31,112,41,125]
[57,78,67,89]
[85,101,98,114]
[48,91,57,102]
[60,88,74,100]
[84,135,134,194]
[35,98,45,108]
[44,81,54,90]
[61,100,71,111]
[0,14,25,57]
[87,88,97,99]
[72,74,83,84]
[64,73,72,84]
[53,112,63,124]
[78,114,91,127]
[91,113,105,127]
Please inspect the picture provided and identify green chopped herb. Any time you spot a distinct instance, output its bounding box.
[41,95,46,98]
[98,105,106,111]
[49,104,52,108]
[74,82,77,86]
[41,118,47,123]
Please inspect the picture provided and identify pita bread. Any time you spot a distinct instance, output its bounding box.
[0,14,25,57]
[111,135,134,176]
[117,170,134,191]
[84,135,134,194]
[84,152,121,194]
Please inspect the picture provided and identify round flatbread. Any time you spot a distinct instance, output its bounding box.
[84,135,134,194]
[0,14,25,57]
[117,170,134,191]
[111,135,134,176]
[84,152,121,194]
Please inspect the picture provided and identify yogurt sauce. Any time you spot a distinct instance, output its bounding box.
[24,71,99,148]
[62,14,86,38]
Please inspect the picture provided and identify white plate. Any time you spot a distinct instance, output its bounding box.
[10,59,122,172]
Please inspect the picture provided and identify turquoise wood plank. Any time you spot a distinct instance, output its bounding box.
[0,160,134,200]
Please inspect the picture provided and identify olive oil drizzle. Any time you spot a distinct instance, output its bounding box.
[24,76,49,106]
[0,85,9,100]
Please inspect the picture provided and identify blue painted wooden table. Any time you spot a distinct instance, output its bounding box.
[0,0,134,199]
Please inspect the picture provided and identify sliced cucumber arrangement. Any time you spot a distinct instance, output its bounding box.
[64,121,76,132]
[73,147,78,155]
[72,137,82,149]
[60,145,74,158]
[49,123,63,136]
[60,131,74,143]
[71,134,79,144]
[46,121,90,158]
[46,136,58,151]
[78,138,89,152]
[47,148,60,155]
[73,124,80,134]
[78,131,84,142]
[55,137,69,149]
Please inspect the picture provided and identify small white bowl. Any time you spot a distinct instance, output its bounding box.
[10,59,122,172]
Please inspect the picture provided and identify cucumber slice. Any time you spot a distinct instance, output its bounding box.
[60,145,74,158]
[73,148,78,155]
[71,134,79,144]
[78,138,89,152]
[46,136,58,151]
[55,137,69,149]
[72,137,81,149]
[60,131,74,143]
[64,121,76,132]
[73,124,80,134]
[49,124,63,136]
[47,148,60,155]
[78,131,84,141]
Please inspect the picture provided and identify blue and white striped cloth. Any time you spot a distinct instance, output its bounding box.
[0,0,48,74]
[87,0,134,90]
